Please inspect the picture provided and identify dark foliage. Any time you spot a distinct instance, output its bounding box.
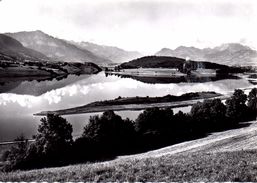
[120,56,228,70]
[27,114,73,168]
[2,114,73,170]
[216,66,252,75]
[191,99,227,131]
[1,135,29,171]
[247,88,257,119]
[135,107,173,134]
[73,111,136,161]
[87,91,220,107]
[225,89,251,123]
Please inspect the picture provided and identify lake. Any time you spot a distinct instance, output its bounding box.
[0,71,255,142]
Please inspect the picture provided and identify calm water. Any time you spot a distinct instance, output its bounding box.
[0,72,254,142]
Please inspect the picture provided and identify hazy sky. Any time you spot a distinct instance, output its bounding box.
[0,0,257,53]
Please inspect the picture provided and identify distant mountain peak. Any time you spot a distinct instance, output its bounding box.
[156,43,257,66]
[159,48,172,52]
[175,46,201,51]
[35,30,44,33]
[214,43,251,52]
[70,41,142,63]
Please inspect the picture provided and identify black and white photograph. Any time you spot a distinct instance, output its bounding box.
[0,0,257,181]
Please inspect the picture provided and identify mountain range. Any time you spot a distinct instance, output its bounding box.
[1,30,257,66]
[156,43,257,66]
[5,30,142,64]
[5,30,113,64]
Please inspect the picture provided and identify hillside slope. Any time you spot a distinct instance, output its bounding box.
[6,31,111,64]
[119,120,257,159]
[120,56,229,70]
[0,34,48,61]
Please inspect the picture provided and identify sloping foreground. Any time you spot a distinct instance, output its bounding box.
[1,120,257,181]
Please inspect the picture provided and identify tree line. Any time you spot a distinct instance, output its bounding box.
[1,88,256,171]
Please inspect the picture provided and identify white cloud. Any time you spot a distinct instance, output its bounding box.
[0,0,257,53]
[0,94,40,108]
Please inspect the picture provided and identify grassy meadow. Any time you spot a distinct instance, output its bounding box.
[1,150,257,182]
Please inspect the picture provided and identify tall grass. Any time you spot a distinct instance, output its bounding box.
[1,150,257,182]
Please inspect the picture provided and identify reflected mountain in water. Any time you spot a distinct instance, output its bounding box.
[105,72,240,84]
[0,74,91,96]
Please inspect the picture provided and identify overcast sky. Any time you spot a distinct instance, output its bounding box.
[0,0,256,53]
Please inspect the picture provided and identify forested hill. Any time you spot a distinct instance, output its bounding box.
[120,56,229,70]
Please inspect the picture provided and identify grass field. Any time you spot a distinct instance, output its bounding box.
[1,150,257,181]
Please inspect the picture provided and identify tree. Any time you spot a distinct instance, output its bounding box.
[173,110,192,135]
[2,134,29,171]
[82,111,128,142]
[79,111,135,158]
[2,114,73,170]
[191,99,227,130]
[225,89,248,122]
[31,114,73,161]
[134,107,174,135]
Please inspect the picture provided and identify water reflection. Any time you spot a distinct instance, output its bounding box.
[105,72,240,84]
[0,72,254,142]
[0,74,91,96]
